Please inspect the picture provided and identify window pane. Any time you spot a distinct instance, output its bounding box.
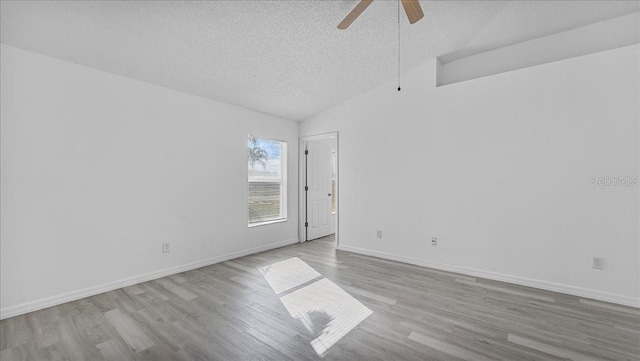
[249,182,281,223]
[248,137,282,179]
[248,135,287,225]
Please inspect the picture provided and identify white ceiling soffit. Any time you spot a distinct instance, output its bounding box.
[1,1,638,121]
[439,1,640,63]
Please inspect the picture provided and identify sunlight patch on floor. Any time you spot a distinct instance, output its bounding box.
[259,257,321,294]
[259,258,372,357]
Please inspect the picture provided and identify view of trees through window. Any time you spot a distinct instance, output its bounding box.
[248,136,287,225]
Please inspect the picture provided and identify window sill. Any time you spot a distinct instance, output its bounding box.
[248,218,287,228]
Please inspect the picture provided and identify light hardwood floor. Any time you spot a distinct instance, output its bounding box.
[1,235,639,360]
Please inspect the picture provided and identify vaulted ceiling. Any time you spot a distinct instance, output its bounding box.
[1,1,638,120]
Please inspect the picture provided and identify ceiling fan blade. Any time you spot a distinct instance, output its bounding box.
[338,0,374,30]
[401,0,424,24]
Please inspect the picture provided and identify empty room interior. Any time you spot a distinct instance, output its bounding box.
[1,1,639,360]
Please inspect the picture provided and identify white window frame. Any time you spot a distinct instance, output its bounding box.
[248,135,287,227]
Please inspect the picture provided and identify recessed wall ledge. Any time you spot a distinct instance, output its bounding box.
[436,12,640,87]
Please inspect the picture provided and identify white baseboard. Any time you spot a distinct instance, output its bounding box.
[0,239,298,320]
[337,245,640,309]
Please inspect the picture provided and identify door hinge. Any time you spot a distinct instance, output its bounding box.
[304,186,308,191]
[305,150,308,155]
[304,222,308,228]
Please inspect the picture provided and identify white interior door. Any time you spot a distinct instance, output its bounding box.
[307,139,333,240]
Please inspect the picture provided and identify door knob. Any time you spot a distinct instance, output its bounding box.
[328,193,332,196]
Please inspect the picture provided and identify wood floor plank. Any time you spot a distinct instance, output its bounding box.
[0,315,29,350]
[579,298,640,315]
[408,330,494,361]
[455,278,556,303]
[24,309,59,350]
[0,342,44,361]
[96,339,135,361]
[36,344,66,361]
[55,317,104,360]
[341,284,398,305]
[153,278,198,301]
[136,343,179,361]
[224,260,262,275]
[103,309,154,353]
[507,333,608,361]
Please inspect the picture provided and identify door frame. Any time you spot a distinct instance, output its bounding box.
[299,132,339,247]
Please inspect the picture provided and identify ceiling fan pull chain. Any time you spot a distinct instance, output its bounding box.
[398,0,401,91]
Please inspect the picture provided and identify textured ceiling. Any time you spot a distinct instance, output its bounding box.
[1,1,638,120]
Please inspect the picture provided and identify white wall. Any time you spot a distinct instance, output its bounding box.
[300,44,640,307]
[0,44,299,318]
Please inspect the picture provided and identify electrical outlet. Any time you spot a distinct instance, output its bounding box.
[163,243,170,253]
[592,257,604,270]
[431,237,438,246]
[376,230,383,239]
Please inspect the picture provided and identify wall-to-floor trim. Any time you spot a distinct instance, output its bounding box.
[0,238,298,320]
[337,245,640,309]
